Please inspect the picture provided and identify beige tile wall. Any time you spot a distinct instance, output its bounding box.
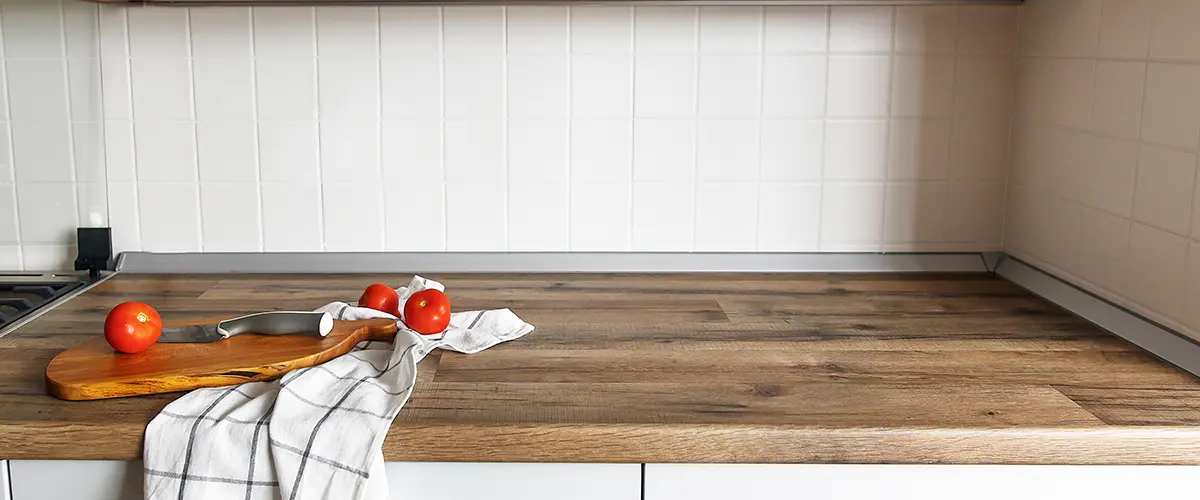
[1007,0,1200,340]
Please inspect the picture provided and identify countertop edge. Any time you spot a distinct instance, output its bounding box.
[7,423,1200,465]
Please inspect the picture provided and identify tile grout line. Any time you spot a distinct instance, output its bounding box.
[689,6,699,252]
[0,4,22,271]
[753,5,765,252]
[438,6,447,252]
[311,7,326,252]
[375,5,385,252]
[876,5,897,254]
[248,7,265,252]
[122,6,142,253]
[185,7,204,252]
[57,0,81,247]
[565,5,573,253]
[627,6,635,252]
[815,5,831,252]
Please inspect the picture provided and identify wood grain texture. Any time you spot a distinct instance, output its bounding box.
[2,272,1200,463]
[45,318,399,401]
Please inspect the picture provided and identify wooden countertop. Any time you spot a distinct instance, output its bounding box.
[3,272,1200,464]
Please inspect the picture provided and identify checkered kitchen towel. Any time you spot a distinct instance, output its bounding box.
[143,276,534,500]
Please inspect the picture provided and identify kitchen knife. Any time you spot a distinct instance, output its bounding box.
[157,311,334,343]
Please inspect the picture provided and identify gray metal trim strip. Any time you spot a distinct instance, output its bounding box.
[996,258,1200,378]
[116,252,989,274]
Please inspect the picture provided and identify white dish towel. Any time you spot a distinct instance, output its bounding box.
[143,276,534,500]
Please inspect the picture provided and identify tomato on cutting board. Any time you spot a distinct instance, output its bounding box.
[358,283,401,316]
[404,289,451,335]
[104,302,162,354]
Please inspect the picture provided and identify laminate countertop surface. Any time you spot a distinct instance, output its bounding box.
[2,273,1200,464]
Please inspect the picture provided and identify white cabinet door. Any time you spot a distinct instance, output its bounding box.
[9,461,141,500]
[386,463,641,500]
[645,464,1200,500]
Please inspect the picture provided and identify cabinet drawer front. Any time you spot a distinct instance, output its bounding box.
[387,463,640,500]
[645,464,1200,500]
[9,461,142,500]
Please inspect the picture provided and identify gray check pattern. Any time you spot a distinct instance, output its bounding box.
[144,276,534,500]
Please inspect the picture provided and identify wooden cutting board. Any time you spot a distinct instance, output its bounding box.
[45,317,399,401]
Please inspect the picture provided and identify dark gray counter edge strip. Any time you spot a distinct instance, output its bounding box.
[997,257,1200,379]
[116,252,990,274]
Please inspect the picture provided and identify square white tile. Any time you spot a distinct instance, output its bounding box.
[1126,222,1188,318]
[824,120,887,181]
[947,118,1008,181]
[507,6,568,54]
[0,246,19,270]
[444,54,504,120]
[1149,0,1200,62]
[444,120,504,182]
[508,55,569,119]
[827,56,891,118]
[509,120,569,183]
[200,183,261,251]
[1183,242,1200,332]
[1,3,64,58]
[316,6,378,58]
[634,55,696,118]
[381,55,442,119]
[318,57,380,121]
[695,181,758,251]
[764,6,828,53]
[384,180,445,251]
[957,6,1016,54]
[261,182,323,251]
[761,55,826,118]
[0,185,17,243]
[632,181,695,251]
[11,122,72,183]
[21,245,73,272]
[1047,58,1095,130]
[570,180,632,251]
[760,120,823,181]
[572,55,633,118]
[508,181,570,251]
[829,6,893,53]
[890,55,954,117]
[196,122,257,183]
[1092,60,1145,140]
[571,119,633,182]
[76,182,108,228]
[1142,63,1200,150]
[68,58,103,122]
[253,7,316,58]
[104,121,136,182]
[63,2,99,58]
[633,119,695,181]
[100,55,131,120]
[1099,0,1151,59]
[443,6,503,56]
[1082,136,1138,218]
[379,6,440,58]
[5,59,69,122]
[634,6,697,53]
[256,58,317,121]
[757,182,821,251]
[883,182,945,245]
[954,56,1015,119]
[1133,145,1197,236]
[1016,57,1054,122]
[192,58,254,120]
[190,7,251,57]
[571,6,633,54]
[259,121,320,184]
[1046,195,1086,276]
[322,182,384,251]
[127,6,187,57]
[381,121,443,183]
[697,120,759,181]
[134,122,197,182]
[888,118,950,180]
[1078,206,1131,293]
[130,57,192,120]
[319,121,380,182]
[446,181,507,251]
[698,55,761,118]
[1046,128,1090,203]
[944,181,1004,246]
[699,6,761,53]
[15,182,76,244]
[138,182,201,252]
[894,6,957,54]
[105,182,141,253]
[820,182,884,251]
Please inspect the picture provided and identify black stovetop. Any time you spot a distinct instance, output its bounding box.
[0,274,91,332]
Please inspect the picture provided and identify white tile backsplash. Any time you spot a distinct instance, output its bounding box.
[16,183,76,245]
[1132,145,1196,236]
[1141,63,1200,150]
[5,1,1018,269]
[1091,60,1145,140]
[1098,0,1151,59]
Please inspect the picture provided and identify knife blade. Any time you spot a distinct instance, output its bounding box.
[158,311,334,343]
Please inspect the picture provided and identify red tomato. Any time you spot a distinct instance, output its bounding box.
[404,289,451,335]
[104,302,162,354]
[358,283,400,316]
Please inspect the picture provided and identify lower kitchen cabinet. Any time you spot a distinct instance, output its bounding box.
[644,464,1200,500]
[5,461,640,500]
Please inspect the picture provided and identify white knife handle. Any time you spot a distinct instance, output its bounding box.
[215,311,334,339]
